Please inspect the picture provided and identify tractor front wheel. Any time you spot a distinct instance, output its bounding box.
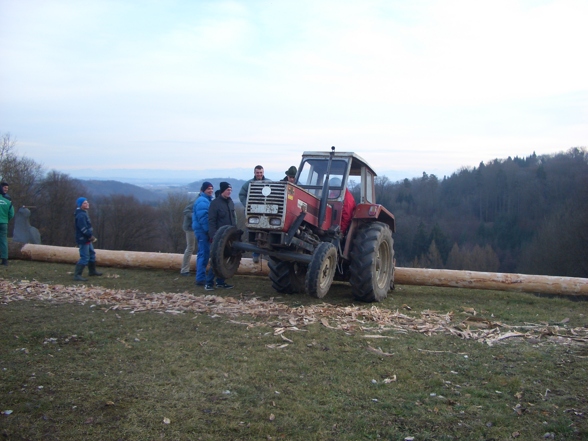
[305,242,337,299]
[349,222,394,302]
[210,225,243,280]
[269,258,307,294]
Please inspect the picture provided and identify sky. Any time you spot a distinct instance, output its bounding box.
[1,0,587,184]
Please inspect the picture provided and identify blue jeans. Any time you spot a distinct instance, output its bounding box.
[77,243,96,266]
[195,233,224,285]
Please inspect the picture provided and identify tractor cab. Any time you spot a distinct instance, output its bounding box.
[296,151,376,204]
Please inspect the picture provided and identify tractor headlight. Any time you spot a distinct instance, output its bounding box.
[248,217,260,224]
[269,218,282,226]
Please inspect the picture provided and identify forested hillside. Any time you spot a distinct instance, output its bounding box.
[359,148,588,277]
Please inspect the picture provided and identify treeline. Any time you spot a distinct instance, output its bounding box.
[360,147,588,277]
[2,133,586,277]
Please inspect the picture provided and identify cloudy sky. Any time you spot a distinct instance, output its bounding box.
[1,0,586,182]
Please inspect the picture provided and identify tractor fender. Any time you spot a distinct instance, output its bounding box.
[352,204,395,232]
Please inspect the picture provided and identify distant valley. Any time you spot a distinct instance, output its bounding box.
[76,177,249,204]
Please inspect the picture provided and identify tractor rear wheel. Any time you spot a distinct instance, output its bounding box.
[210,225,243,280]
[349,222,394,302]
[305,242,337,299]
[269,258,307,294]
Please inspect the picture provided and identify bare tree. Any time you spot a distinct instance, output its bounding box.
[0,132,45,235]
[92,194,159,252]
[0,132,17,160]
[34,171,88,246]
[157,192,193,253]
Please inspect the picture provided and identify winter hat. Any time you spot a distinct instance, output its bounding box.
[76,197,87,208]
[219,181,231,193]
[285,166,297,177]
[200,181,213,192]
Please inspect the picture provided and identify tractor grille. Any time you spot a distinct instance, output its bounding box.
[247,182,286,216]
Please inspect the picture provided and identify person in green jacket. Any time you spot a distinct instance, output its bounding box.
[0,182,15,266]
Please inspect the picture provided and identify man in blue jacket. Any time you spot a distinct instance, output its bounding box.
[73,197,102,281]
[193,182,216,289]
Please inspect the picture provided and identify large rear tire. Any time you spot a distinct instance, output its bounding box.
[305,242,337,299]
[211,225,243,280]
[349,222,394,302]
[268,258,307,294]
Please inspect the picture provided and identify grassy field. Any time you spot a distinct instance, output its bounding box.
[1,260,587,440]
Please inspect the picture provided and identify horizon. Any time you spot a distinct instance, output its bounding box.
[64,146,574,187]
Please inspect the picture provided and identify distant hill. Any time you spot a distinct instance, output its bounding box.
[75,178,252,205]
[76,179,162,203]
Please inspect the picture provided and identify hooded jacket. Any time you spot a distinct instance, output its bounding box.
[192,192,212,235]
[74,207,94,245]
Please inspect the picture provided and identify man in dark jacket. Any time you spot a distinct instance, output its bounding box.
[207,182,236,290]
[73,197,102,281]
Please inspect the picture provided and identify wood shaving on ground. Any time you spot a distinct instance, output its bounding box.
[1,279,587,346]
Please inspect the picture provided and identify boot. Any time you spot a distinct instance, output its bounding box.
[1,258,7,266]
[74,264,88,281]
[88,262,103,276]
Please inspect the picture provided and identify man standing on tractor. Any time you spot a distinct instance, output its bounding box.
[239,165,269,263]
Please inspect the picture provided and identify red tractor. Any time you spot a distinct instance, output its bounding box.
[211,147,396,302]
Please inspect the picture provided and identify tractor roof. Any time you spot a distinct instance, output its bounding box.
[301,151,377,177]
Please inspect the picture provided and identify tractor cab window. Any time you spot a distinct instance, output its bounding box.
[346,165,376,204]
[297,158,348,198]
[363,168,375,203]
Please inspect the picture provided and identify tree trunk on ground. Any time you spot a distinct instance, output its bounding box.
[8,242,269,275]
[393,267,588,297]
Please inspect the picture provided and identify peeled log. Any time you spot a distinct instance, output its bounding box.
[394,267,588,296]
[8,242,587,296]
[8,242,269,276]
